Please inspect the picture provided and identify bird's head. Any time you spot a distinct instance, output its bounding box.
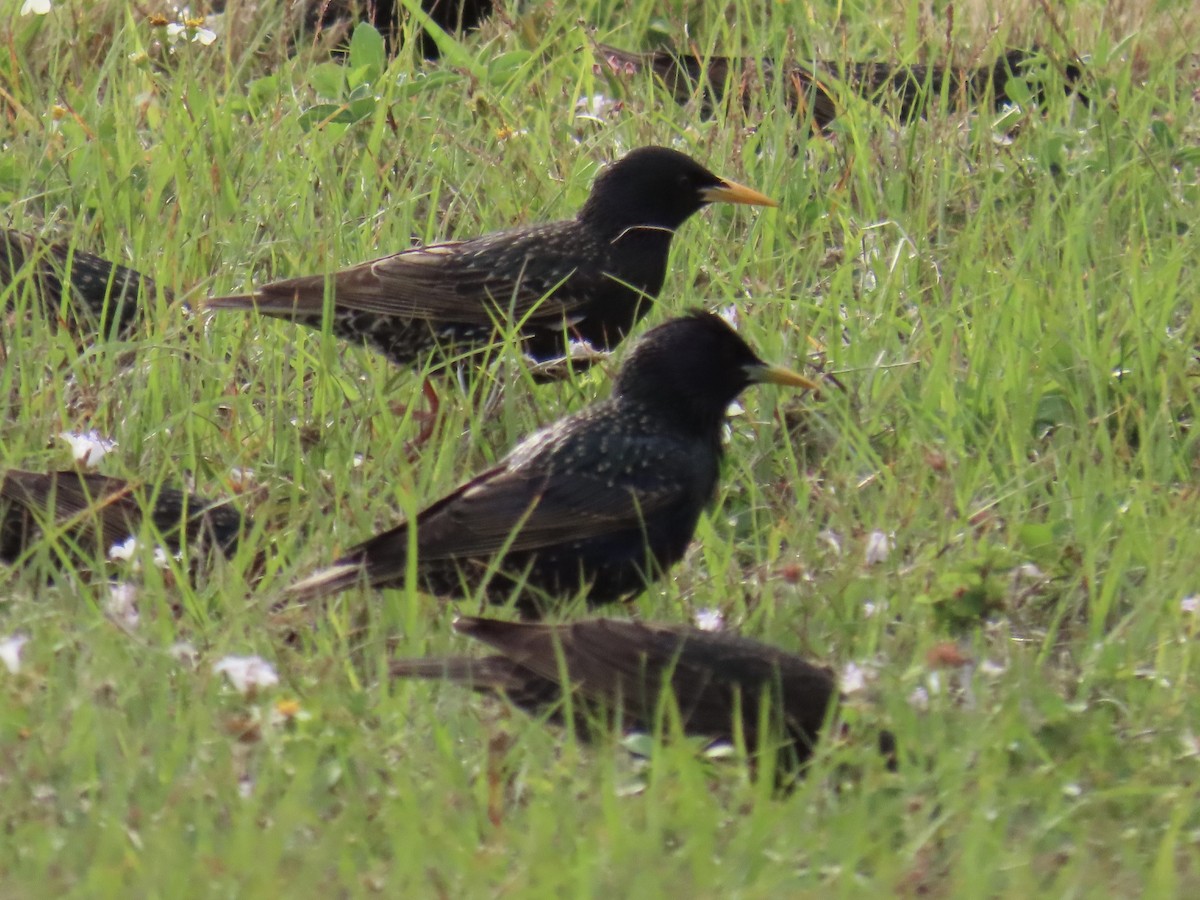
[612,310,816,436]
[579,146,776,236]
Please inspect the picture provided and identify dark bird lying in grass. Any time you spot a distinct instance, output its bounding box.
[1,229,160,340]
[0,470,247,571]
[287,312,818,617]
[205,146,776,372]
[390,616,844,782]
[594,43,1085,130]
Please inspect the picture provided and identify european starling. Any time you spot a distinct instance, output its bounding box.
[287,311,818,615]
[594,43,1085,130]
[389,616,840,779]
[205,147,776,371]
[0,470,247,569]
[2,229,159,340]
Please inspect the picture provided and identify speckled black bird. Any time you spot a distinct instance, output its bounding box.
[390,616,840,779]
[595,43,1085,130]
[2,229,160,339]
[287,311,817,615]
[205,147,775,370]
[0,470,247,568]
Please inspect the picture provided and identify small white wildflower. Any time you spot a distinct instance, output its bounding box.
[494,126,529,142]
[840,662,869,695]
[238,774,255,799]
[574,93,621,119]
[717,305,739,328]
[214,655,279,695]
[1061,782,1083,798]
[152,546,179,570]
[108,536,140,562]
[907,685,929,711]
[864,530,892,566]
[693,608,724,632]
[0,633,29,674]
[59,430,117,468]
[21,0,52,15]
[1181,595,1200,615]
[862,600,878,618]
[228,467,255,491]
[105,583,140,630]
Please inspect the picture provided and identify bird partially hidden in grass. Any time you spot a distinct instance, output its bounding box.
[286,311,819,617]
[0,470,248,572]
[390,616,851,785]
[204,146,775,371]
[593,43,1085,130]
[2,229,161,341]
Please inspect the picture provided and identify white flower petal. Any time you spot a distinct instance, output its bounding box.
[864,530,892,566]
[214,655,279,695]
[59,430,117,468]
[105,583,140,629]
[693,608,724,632]
[108,536,140,562]
[0,633,29,674]
[840,662,868,694]
[21,0,52,15]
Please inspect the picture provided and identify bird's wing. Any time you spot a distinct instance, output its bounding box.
[507,621,822,731]
[355,457,685,565]
[240,224,606,326]
[1,470,141,552]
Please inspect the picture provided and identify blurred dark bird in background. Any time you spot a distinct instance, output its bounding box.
[1,229,161,341]
[1,469,248,572]
[594,43,1086,129]
[390,615,843,781]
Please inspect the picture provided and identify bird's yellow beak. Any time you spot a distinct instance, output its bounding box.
[743,362,821,391]
[701,178,778,208]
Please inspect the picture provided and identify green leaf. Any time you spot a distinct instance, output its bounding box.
[309,62,346,99]
[332,96,377,125]
[245,75,279,117]
[348,22,385,79]
[298,103,344,131]
[394,70,462,100]
[1003,76,1032,107]
[0,154,21,189]
[486,50,534,87]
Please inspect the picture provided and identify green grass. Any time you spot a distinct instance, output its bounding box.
[3,0,1200,894]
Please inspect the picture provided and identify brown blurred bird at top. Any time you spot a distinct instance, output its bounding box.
[204,146,776,373]
[1,229,161,341]
[594,43,1085,131]
[0,469,248,573]
[286,311,818,617]
[390,616,843,782]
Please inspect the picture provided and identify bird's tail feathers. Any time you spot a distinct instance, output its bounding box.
[203,294,266,311]
[286,560,366,602]
[389,655,528,692]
